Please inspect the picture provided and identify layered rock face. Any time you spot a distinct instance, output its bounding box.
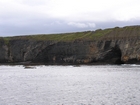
[1,26,140,64]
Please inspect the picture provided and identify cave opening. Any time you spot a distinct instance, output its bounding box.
[104,45,123,64]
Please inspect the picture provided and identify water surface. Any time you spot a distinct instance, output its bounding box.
[0,65,140,105]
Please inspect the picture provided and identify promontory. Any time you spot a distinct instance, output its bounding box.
[1,25,140,65]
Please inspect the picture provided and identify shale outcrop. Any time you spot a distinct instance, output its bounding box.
[1,25,140,65]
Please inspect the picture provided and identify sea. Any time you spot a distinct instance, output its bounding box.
[0,65,140,105]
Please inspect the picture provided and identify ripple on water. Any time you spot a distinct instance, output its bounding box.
[0,65,140,105]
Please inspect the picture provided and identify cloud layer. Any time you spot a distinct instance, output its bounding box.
[0,0,140,36]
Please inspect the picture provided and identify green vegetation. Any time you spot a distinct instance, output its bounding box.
[2,25,140,43]
[27,27,119,41]
[3,37,11,45]
[25,29,113,41]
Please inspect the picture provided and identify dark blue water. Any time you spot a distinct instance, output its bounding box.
[0,65,140,105]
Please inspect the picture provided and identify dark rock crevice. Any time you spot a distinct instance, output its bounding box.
[33,44,56,63]
[101,45,123,64]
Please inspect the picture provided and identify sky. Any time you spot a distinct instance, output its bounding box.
[0,0,140,36]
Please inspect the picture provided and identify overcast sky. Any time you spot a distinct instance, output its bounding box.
[0,0,140,36]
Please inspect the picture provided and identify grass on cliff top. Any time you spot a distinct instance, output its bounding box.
[2,25,140,43]
[24,29,112,41]
[3,37,11,44]
[104,26,140,38]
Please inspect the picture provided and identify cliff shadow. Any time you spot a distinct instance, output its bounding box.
[103,45,123,64]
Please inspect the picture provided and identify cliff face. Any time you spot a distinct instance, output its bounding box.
[1,26,140,64]
[0,39,8,63]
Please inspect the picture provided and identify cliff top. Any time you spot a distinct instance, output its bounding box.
[2,25,140,43]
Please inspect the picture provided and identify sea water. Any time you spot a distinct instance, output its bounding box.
[0,65,140,105]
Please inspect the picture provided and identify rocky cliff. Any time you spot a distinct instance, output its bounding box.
[1,26,140,65]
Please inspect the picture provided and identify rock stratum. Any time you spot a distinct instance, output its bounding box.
[1,26,140,65]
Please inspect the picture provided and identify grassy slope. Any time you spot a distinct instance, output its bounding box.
[2,26,140,43]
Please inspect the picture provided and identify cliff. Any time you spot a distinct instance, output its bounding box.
[1,25,140,65]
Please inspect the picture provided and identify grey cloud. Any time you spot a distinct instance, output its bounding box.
[1,0,140,36]
[0,18,93,36]
[1,6,140,37]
